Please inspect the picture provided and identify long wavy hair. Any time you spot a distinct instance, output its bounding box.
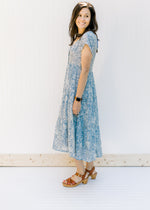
[69,1,99,52]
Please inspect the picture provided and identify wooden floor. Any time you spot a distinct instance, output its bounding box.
[0,166,149,210]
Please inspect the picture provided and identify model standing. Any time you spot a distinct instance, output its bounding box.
[53,1,103,187]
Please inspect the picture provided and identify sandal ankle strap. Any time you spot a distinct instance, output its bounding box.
[86,166,95,174]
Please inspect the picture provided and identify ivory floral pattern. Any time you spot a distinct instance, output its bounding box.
[52,31,103,162]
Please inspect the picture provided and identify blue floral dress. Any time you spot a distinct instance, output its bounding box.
[52,31,103,162]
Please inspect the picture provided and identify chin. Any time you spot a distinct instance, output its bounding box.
[78,26,87,29]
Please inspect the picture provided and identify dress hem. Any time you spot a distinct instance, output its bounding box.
[52,146,103,162]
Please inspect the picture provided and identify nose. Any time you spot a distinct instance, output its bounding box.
[80,16,85,21]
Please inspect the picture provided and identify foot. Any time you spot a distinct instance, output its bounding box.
[63,170,85,184]
[71,171,85,183]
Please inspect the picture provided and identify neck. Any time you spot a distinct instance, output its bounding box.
[78,28,85,34]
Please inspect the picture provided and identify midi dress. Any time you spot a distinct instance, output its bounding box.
[52,30,103,162]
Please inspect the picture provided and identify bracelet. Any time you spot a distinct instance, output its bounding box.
[74,96,82,101]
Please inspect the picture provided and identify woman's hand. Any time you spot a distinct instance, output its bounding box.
[72,100,81,115]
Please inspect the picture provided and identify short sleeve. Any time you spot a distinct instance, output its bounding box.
[81,31,98,57]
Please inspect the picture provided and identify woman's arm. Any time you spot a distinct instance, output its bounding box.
[75,44,92,98]
[72,44,92,115]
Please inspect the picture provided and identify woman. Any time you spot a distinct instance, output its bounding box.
[52,1,103,187]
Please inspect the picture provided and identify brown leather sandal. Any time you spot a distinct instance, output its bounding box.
[85,166,97,179]
[62,170,89,187]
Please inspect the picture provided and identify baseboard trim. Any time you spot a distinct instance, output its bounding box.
[0,154,150,166]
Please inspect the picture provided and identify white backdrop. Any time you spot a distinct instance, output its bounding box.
[0,0,150,154]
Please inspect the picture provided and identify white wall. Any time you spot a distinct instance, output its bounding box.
[0,0,150,154]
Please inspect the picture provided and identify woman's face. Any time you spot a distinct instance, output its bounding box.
[75,7,91,31]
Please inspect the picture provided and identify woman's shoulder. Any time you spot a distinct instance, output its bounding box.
[82,30,97,40]
[80,30,98,55]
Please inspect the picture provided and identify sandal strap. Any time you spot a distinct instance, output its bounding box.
[75,172,83,178]
[75,171,87,179]
[66,177,76,184]
[86,166,95,175]
[64,170,88,185]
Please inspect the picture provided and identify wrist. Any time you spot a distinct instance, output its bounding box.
[74,96,82,102]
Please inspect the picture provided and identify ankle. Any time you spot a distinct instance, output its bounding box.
[86,164,94,171]
[86,166,93,171]
[86,161,94,170]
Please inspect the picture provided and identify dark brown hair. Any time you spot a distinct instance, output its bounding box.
[69,1,99,49]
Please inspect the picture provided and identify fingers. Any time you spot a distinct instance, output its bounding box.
[72,101,81,115]
[73,111,79,115]
[72,107,80,115]
[73,109,80,115]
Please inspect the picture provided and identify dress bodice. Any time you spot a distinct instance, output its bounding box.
[67,31,98,72]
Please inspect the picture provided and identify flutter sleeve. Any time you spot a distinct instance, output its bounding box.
[81,31,98,57]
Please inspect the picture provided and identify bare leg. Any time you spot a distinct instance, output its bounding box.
[71,159,85,183]
[86,161,94,170]
[86,161,97,174]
